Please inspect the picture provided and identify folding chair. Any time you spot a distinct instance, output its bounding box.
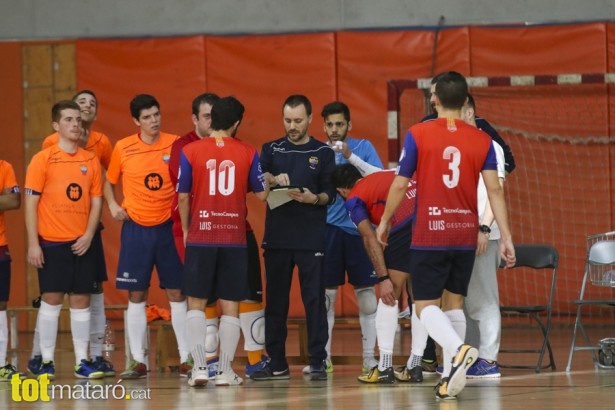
[566,232,615,372]
[498,244,558,372]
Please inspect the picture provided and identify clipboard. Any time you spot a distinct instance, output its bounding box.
[267,185,304,210]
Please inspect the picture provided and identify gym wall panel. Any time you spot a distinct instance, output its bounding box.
[0,43,26,315]
[469,23,608,76]
[336,28,470,165]
[76,36,207,312]
[206,32,337,317]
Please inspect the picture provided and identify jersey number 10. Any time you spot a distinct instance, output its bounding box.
[207,159,236,196]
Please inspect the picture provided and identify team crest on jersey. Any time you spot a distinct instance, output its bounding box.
[80,165,88,175]
[308,156,319,169]
[66,183,83,202]
[447,118,457,132]
[162,153,170,164]
[144,173,163,191]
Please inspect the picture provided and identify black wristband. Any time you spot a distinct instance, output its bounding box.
[479,224,491,234]
[377,275,390,283]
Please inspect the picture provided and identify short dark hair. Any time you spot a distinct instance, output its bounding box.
[435,71,468,110]
[283,94,312,116]
[191,93,220,116]
[211,96,245,131]
[52,100,80,122]
[321,101,350,121]
[130,94,160,119]
[430,72,448,85]
[331,164,362,189]
[72,89,97,103]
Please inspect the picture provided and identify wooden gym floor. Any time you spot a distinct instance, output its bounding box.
[1,324,614,409]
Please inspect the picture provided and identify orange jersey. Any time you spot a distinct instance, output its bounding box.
[106,132,179,226]
[0,160,19,246]
[43,130,113,169]
[25,147,103,242]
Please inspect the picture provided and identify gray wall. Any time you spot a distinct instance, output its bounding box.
[1,0,613,40]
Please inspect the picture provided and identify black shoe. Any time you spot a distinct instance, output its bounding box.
[250,363,290,381]
[309,361,328,381]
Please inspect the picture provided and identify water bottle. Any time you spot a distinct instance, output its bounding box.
[102,320,115,360]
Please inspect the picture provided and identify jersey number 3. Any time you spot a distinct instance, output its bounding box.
[442,146,460,188]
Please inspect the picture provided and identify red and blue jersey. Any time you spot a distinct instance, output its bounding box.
[346,169,416,233]
[177,136,265,246]
[397,118,497,250]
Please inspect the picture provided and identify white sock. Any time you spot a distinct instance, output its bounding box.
[89,293,105,359]
[205,316,219,359]
[0,310,7,365]
[355,287,377,360]
[186,310,207,368]
[375,300,398,371]
[70,307,91,365]
[239,309,265,351]
[325,288,337,359]
[218,315,241,374]
[126,301,147,363]
[419,305,463,377]
[407,304,428,369]
[31,315,41,358]
[170,300,189,363]
[39,302,62,362]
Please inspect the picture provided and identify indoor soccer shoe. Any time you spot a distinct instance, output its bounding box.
[446,344,478,398]
[394,365,423,383]
[75,359,105,379]
[251,363,290,381]
[187,366,209,387]
[302,358,333,374]
[361,357,379,375]
[309,361,328,381]
[245,355,269,377]
[435,377,456,401]
[421,359,439,373]
[466,358,501,379]
[94,356,116,377]
[37,361,56,381]
[215,369,243,386]
[27,355,42,376]
[120,360,147,379]
[358,366,395,384]
[0,364,26,382]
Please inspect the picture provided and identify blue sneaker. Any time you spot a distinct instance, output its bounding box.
[206,358,219,378]
[28,355,42,376]
[75,359,105,379]
[245,355,269,377]
[465,358,501,379]
[38,361,56,381]
[94,356,116,377]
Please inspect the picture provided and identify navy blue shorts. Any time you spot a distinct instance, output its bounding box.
[323,225,377,287]
[182,245,250,301]
[116,219,183,291]
[384,224,412,273]
[0,246,10,301]
[91,224,108,288]
[409,249,475,300]
[246,230,263,302]
[38,242,98,294]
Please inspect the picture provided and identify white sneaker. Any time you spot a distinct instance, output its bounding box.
[188,367,209,387]
[302,358,333,374]
[215,370,243,386]
[362,357,379,374]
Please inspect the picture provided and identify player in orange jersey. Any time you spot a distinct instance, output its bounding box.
[104,94,186,379]
[25,100,104,380]
[29,90,116,378]
[0,160,25,381]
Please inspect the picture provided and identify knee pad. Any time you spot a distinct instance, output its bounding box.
[355,287,377,315]
[205,318,219,354]
[240,309,265,350]
[325,288,338,313]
